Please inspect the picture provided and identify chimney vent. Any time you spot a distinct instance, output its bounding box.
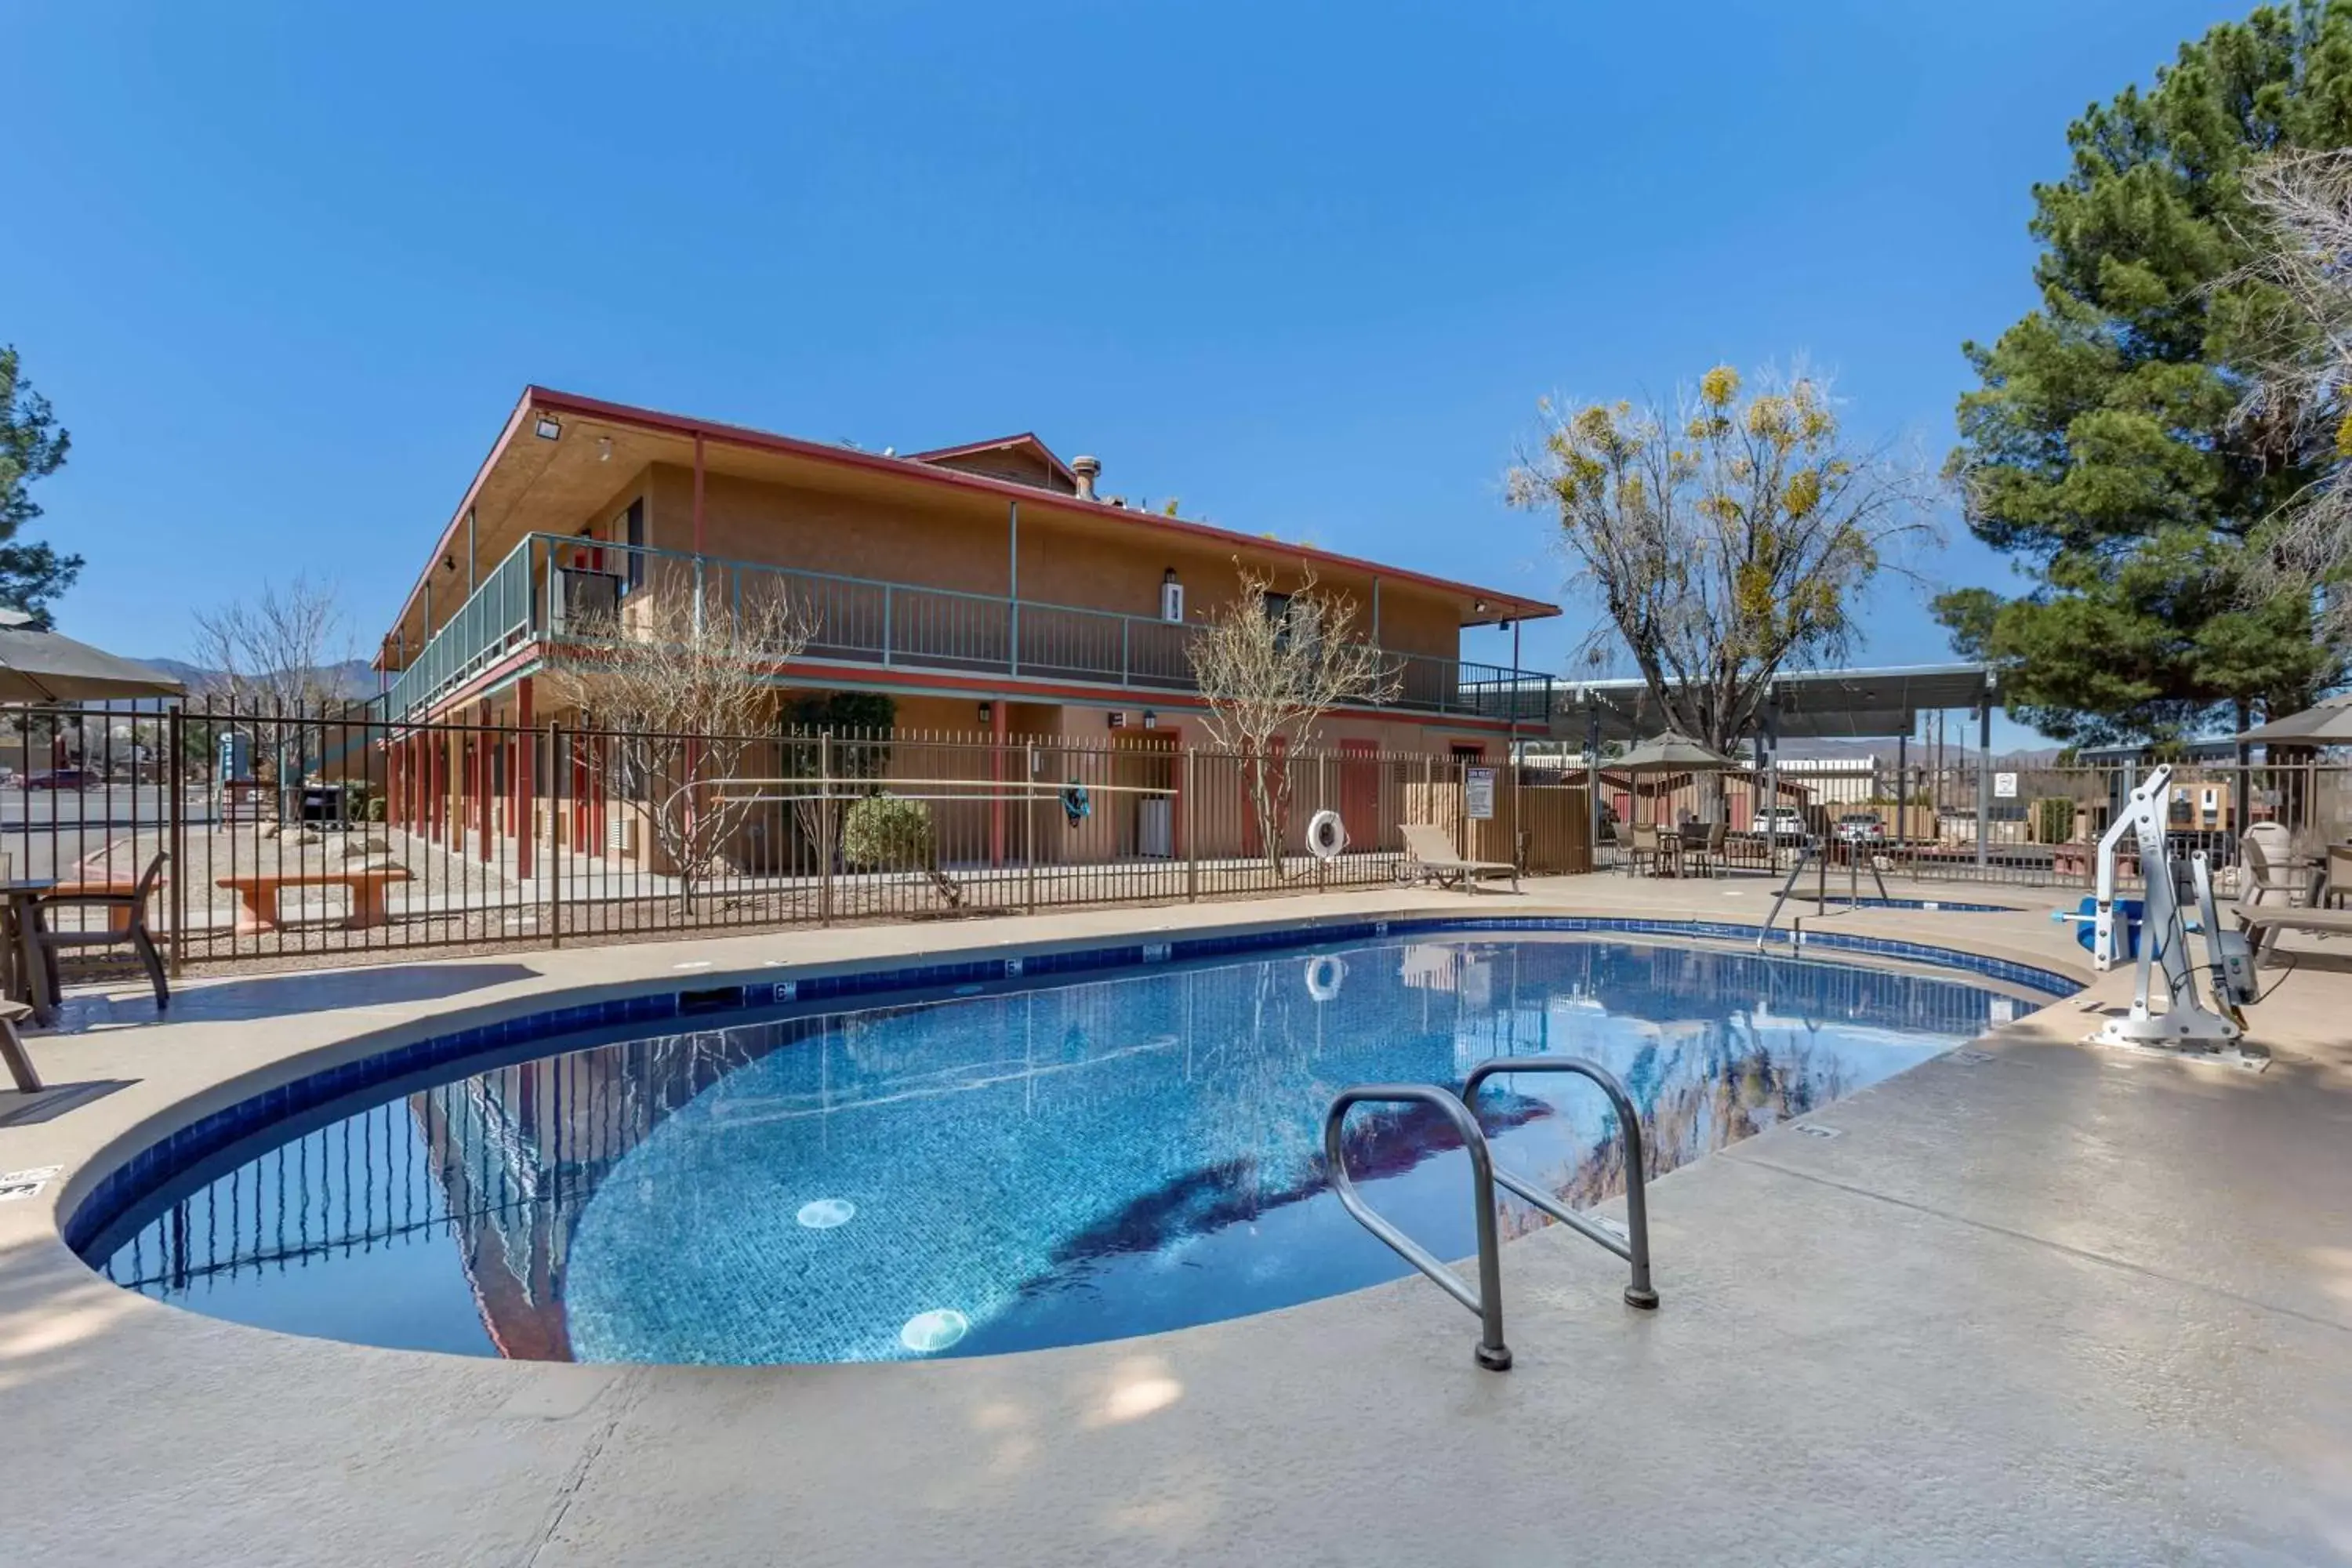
[1071,454,1102,501]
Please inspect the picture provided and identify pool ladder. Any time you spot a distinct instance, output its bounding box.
[1755,840,1891,952]
[1323,1055,1658,1373]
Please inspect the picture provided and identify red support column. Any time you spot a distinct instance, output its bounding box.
[989,699,1009,866]
[477,706,495,866]
[513,679,535,880]
[588,735,608,858]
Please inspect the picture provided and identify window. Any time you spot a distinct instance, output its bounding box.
[621,499,646,592]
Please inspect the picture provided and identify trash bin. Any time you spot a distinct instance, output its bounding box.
[1137,796,1174,858]
[299,783,348,827]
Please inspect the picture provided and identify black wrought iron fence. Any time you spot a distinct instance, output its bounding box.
[1584,750,2349,893]
[0,701,1599,975]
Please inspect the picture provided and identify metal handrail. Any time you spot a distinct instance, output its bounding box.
[1460,1056,1659,1310]
[1756,842,1819,951]
[385,530,1557,722]
[1754,837,1890,951]
[1323,1083,1512,1371]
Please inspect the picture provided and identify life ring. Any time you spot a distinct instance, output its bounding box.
[1305,953,1348,1003]
[1305,809,1348,861]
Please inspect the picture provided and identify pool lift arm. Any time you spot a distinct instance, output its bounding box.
[2088,764,2261,1054]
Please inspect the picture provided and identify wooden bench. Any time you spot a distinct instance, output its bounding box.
[50,871,168,935]
[216,868,412,935]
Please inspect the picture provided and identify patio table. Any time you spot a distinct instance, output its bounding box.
[0,877,59,1028]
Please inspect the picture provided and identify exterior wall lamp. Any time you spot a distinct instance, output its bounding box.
[535,415,563,441]
[976,701,993,726]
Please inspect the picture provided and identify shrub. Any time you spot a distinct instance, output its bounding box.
[842,793,937,871]
[2032,796,2075,844]
[840,792,963,909]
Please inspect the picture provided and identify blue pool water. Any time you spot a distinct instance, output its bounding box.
[89,935,2035,1363]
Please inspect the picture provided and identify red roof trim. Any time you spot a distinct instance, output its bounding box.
[903,432,1079,485]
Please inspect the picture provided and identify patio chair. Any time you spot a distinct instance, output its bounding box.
[0,998,37,1093]
[1624,823,1661,877]
[37,851,169,1011]
[1694,820,1730,877]
[1398,823,1513,894]
[2237,830,2301,909]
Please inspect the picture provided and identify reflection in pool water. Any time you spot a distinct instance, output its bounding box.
[91,936,2027,1363]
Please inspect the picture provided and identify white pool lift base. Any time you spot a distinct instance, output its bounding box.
[2078,764,2268,1071]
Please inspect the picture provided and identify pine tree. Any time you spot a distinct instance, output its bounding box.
[1938,1,2352,744]
[0,346,80,628]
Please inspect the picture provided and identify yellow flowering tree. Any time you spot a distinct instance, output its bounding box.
[1508,365,1938,753]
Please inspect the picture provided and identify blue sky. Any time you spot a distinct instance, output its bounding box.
[5,0,2252,748]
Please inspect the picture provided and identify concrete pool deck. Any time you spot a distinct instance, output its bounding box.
[4,876,2350,1564]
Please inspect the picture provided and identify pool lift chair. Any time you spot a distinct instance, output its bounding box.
[2084,764,2263,1065]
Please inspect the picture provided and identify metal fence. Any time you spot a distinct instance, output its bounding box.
[1586,750,2352,891]
[2,702,1592,975]
[23,699,2347,978]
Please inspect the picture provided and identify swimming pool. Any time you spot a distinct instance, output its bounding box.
[82,931,2054,1363]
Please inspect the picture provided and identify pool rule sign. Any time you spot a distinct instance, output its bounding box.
[1465,766,1497,819]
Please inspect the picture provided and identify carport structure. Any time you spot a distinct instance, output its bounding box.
[1548,662,2001,866]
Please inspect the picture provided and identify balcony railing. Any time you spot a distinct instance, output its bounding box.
[384,533,1553,726]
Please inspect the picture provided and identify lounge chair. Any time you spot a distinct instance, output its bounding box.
[2230,897,2352,966]
[1399,823,1513,894]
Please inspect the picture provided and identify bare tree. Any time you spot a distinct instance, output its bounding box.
[548,588,810,906]
[1508,365,1939,755]
[189,574,353,710]
[1188,564,1399,877]
[2235,150,2352,645]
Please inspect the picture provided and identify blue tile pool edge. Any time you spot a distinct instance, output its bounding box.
[60,915,2084,1256]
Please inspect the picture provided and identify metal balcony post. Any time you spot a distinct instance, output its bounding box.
[881,583,893,666]
[1121,617,1131,685]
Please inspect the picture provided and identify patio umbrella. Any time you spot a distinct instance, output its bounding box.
[2235,695,2352,746]
[1610,732,1739,839]
[0,618,185,704]
[1611,731,1739,775]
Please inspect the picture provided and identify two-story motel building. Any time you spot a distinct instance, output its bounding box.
[373,387,1559,871]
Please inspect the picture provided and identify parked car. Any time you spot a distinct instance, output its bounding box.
[1835,811,1886,844]
[1758,807,1808,843]
[22,768,93,790]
